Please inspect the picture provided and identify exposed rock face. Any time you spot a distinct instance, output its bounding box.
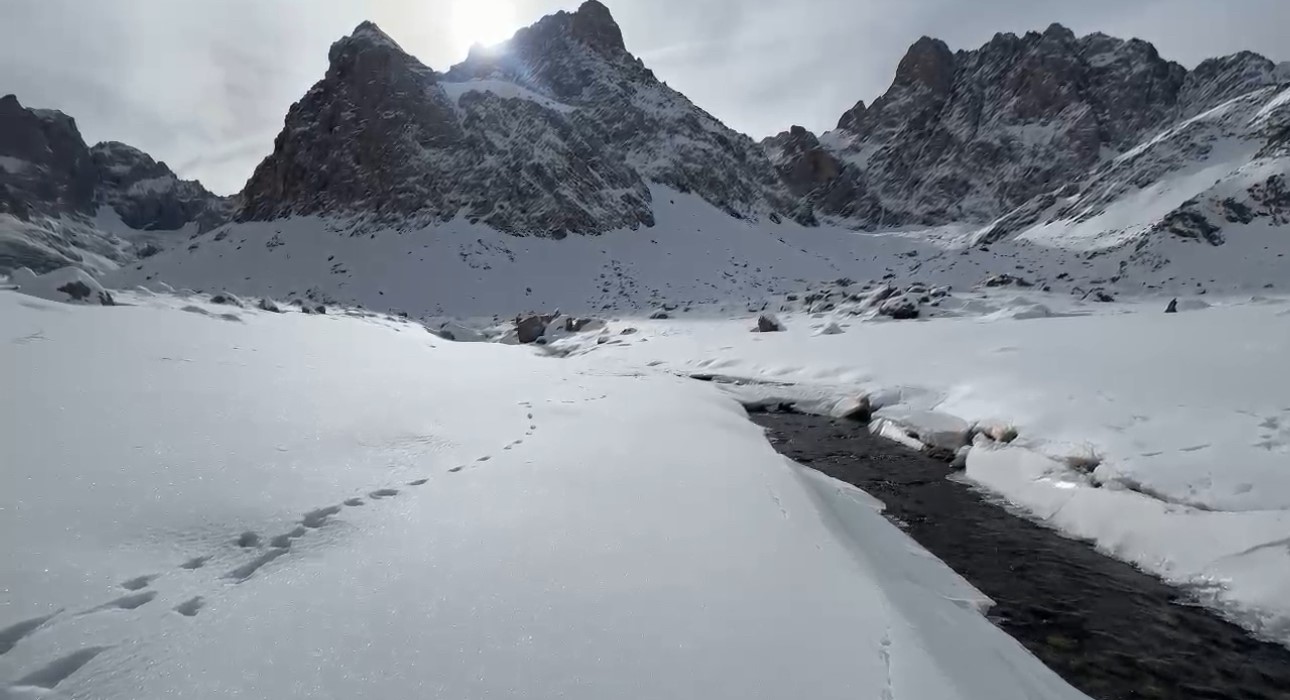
[240,1,790,235]
[782,25,1194,229]
[91,141,231,232]
[0,94,98,221]
[0,94,228,273]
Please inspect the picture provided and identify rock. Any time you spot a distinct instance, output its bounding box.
[314,305,327,315]
[11,266,115,306]
[210,292,244,307]
[878,294,920,320]
[257,298,282,313]
[861,285,898,309]
[620,327,638,335]
[756,313,785,332]
[815,321,844,336]
[1165,298,1178,313]
[973,421,1019,444]
[515,315,547,344]
[832,395,872,422]
[983,274,1033,288]
[951,445,972,470]
[573,318,606,333]
[56,280,93,302]
[649,309,670,320]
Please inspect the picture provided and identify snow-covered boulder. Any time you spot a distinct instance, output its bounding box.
[756,313,785,332]
[830,395,872,422]
[878,294,920,320]
[9,266,115,306]
[877,409,972,451]
[814,321,844,336]
[210,292,245,307]
[973,420,1019,444]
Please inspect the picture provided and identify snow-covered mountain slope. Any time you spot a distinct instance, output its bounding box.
[766,28,1289,242]
[0,95,229,274]
[110,181,1290,318]
[550,294,1290,644]
[239,1,791,236]
[0,289,1090,700]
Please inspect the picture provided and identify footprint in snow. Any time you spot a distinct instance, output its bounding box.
[268,527,306,549]
[368,489,399,499]
[0,610,62,655]
[82,591,157,615]
[301,505,342,528]
[236,531,261,548]
[174,597,204,618]
[119,574,160,591]
[11,646,111,690]
[448,466,464,473]
[476,456,491,463]
[224,549,287,583]
[179,556,210,570]
[343,497,365,507]
[407,479,428,486]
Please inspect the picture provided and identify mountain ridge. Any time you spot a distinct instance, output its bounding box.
[4,2,1289,306]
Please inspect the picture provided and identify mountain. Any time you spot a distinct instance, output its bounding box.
[764,26,1288,234]
[9,2,1289,313]
[239,1,792,237]
[0,94,230,273]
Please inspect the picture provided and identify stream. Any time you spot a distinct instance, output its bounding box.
[751,408,1290,700]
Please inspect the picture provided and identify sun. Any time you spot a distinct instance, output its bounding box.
[449,0,519,51]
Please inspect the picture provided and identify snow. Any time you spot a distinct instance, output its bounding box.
[439,79,576,113]
[7,266,113,305]
[0,156,29,174]
[0,290,1089,699]
[124,176,176,195]
[550,296,1290,643]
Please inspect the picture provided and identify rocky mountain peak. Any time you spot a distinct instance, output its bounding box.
[892,36,955,92]
[0,94,228,273]
[1178,51,1280,117]
[568,0,627,56]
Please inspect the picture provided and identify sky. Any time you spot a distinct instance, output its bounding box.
[1,0,1285,195]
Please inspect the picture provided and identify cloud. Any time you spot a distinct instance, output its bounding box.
[1,0,1284,194]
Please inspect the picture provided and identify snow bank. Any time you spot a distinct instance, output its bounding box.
[9,266,115,305]
[560,296,1290,642]
[0,291,1086,699]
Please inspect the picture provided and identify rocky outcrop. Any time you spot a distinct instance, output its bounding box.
[91,141,231,232]
[0,94,98,221]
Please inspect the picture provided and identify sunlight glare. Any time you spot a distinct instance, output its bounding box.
[450,0,519,51]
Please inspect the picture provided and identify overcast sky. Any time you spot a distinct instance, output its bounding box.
[1,0,1284,195]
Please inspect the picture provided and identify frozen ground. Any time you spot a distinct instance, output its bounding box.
[550,292,1290,644]
[0,289,1088,699]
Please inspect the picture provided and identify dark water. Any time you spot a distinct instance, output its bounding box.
[752,409,1290,700]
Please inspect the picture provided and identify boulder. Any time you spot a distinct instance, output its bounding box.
[11,266,115,306]
[756,313,785,332]
[1165,298,1178,313]
[515,315,547,344]
[878,294,920,320]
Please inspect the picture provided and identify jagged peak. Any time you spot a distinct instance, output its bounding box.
[893,36,955,90]
[570,0,625,54]
[1041,22,1075,41]
[836,99,867,132]
[329,20,421,69]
